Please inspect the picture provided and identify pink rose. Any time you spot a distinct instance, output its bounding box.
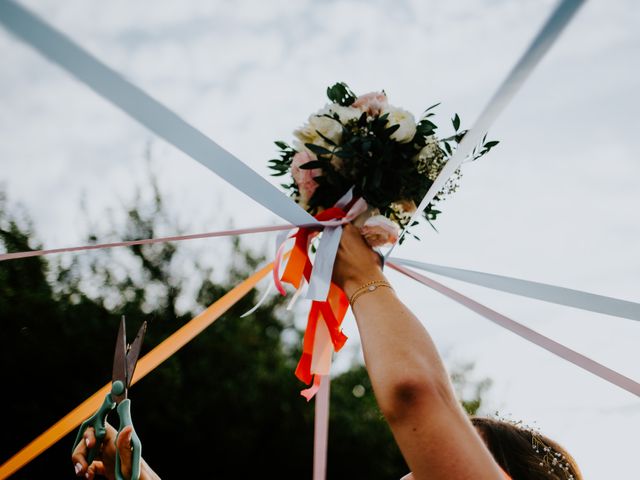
[352,91,388,116]
[291,151,321,205]
[360,215,400,248]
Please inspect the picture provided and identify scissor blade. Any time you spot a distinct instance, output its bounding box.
[112,316,128,387]
[126,321,147,388]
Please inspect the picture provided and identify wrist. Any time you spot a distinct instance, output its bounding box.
[342,269,386,298]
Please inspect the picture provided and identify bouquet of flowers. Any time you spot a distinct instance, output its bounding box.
[269,82,498,246]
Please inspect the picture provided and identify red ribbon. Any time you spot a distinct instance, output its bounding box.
[278,208,350,398]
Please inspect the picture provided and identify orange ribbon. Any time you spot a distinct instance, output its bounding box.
[0,262,275,479]
[279,208,350,399]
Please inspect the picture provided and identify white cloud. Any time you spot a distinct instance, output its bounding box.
[1,0,639,477]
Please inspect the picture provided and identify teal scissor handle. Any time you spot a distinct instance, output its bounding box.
[115,399,142,480]
[72,392,115,464]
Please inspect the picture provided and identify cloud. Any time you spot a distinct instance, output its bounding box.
[1,0,639,476]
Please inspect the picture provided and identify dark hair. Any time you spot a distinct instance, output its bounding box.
[471,417,582,480]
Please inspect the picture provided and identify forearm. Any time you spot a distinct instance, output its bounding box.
[346,275,503,480]
[333,226,503,479]
[344,273,458,416]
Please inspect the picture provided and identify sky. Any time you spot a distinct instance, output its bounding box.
[1,0,639,477]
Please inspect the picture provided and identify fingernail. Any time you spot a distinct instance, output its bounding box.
[85,437,90,447]
[74,463,82,475]
[85,473,90,479]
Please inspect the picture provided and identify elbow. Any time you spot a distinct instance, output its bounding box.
[379,376,454,425]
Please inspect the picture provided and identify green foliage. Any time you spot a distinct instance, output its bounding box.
[268,82,500,241]
[0,184,490,479]
[326,82,357,106]
[450,362,493,415]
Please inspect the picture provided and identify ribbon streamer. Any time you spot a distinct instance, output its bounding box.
[388,0,586,255]
[0,262,275,479]
[390,258,640,322]
[0,224,296,262]
[313,375,331,480]
[0,0,318,228]
[388,261,640,398]
[306,189,367,301]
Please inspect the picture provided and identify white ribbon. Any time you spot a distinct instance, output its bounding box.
[0,0,318,228]
[239,281,274,318]
[390,258,640,322]
[389,261,640,398]
[306,189,368,301]
[387,0,586,256]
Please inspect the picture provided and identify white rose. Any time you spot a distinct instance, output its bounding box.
[317,103,361,125]
[308,114,342,144]
[327,104,362,124]
[293,123,320,147]
[384,106,417,143]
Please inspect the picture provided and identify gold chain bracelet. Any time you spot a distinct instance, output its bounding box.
[348,280,393,306]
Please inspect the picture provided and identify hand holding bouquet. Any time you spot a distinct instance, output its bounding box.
[268,83,498,398]
[269,82,498,246]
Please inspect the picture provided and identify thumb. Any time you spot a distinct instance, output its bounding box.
[116,426,134,480]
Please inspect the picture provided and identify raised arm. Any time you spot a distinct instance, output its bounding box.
[333,224,504,480]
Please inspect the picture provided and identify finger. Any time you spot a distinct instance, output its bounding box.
[116,426,134,478]
[100,422,118,459]
[84,426,97,449]
[85,461,97,480]
[90,460,106,476]
[71,428,93,476]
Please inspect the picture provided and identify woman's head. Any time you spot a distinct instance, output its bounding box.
[471,417,582,480]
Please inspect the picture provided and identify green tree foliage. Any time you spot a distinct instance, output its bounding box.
[0,186,490,479]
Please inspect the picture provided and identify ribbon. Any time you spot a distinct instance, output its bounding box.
[312,375,331,480]
[272,190,366,300]
[275,190,368,399]
[390,258,640,322]
[0,261,275,479]
[306,190,367,302]
[0,224,296,262]
[387,0,586,255]
[274,203,356,399]
[388,261,640,398]
[0,0,318,228]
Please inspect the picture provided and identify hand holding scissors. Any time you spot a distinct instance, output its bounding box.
[72,317,147,480]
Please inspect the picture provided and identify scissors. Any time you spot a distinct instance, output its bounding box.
[73,316,147,480]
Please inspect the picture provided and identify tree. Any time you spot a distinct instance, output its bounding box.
[0,183,490,479]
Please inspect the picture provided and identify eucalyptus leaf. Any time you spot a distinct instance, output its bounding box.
[299,160,324,170]
[326,82,357,106]
[316,130,338,146]
[452,113,460,131]
[305,143,333,156]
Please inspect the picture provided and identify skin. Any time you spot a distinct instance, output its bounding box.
[71,424,160,480]
[71,224,505,479]
[332,224,505,480]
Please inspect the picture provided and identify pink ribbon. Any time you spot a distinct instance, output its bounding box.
[312,375,330,480]
[273,231,297,296]
[0,224,296,262]
[388,261,640,398]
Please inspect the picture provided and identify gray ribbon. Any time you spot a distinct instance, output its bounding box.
[0,0,317,228]
[389,261,640,398]
[390,257,640,322]
[305,188,355,301]
[387,0,586,256]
